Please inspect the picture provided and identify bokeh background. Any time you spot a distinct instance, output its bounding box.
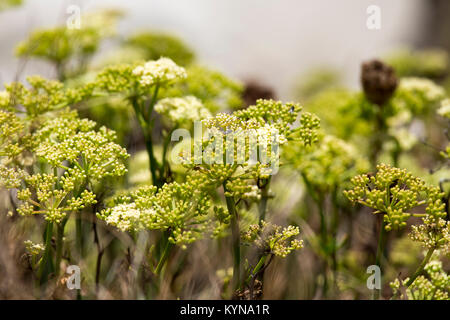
[1,0,449,97]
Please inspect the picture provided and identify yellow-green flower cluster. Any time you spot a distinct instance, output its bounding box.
[235,99,320,144]
[0,109,25,158]
[95,63,140,93]
[4,76,93,116]
[155,96,210,125]
[0,91,10,108]
[242,221,303,258]
[98,176,211,248]
[95,58,188,101]
[15,172,97,223]
[344,164,446,231]
[132,57,187,88]
[181,100,320,199]
[438,99,450,119]
[410,216,450,253]
[391,258,450,300]
[211,206,232,238]
[24,240,44,256]
[392,77,445,115]
[0,164,24,189]
[15,10,122,68]
[287,134,369,192]
[34,112,129,181]
[188,115,270,186]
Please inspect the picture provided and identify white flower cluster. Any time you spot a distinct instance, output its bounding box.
[438,99,450,119]
[0,164,24,189]
[155,96,210,124]
[24,240,44,256]
[103,203,144,232]
[256,123,288,146]
[410,216,450,254]
[400,77,445,102]
[132,57,187,87]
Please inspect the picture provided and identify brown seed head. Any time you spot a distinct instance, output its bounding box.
[361,59,398,106]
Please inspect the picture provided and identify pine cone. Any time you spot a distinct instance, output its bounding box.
[361,59,398,105]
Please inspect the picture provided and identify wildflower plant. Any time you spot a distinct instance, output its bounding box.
[242,221,303,258]
[345,164,449,299]
[345,164,446,231]
[125,31,195,66]
[0,74,128,283]
[4,76,94,117]
[177,99,318,295]
[94,57,198,188]
[16,9,123,80]
[391,256,450,300]
[238,221,303,299]
[286,133,369,294]
[98,175,211,273]
[304,59,447,168]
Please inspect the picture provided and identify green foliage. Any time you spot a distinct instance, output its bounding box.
[16,10,123,78]
[286,133,369,193]
[125,32,195,66]
[0,0,22,11]
[162,65,244,112]
[386,48,449,79]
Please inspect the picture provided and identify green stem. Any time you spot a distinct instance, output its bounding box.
[55,223,65,276]
[373,218,387,300]
[246,255,268,284]
[38,222,54,284]
[130,95,162,188]
[161,127,176,180]
[76,212,83,259]
[224,184,240,292]
[405,248,434,287]
[318,198,327,247]
[145,138,162,188]
[258,179,270,222]
[148,84,160,118]
[391,248,435,300]
[370,107,386,168]
[154,237,174,275]
[330,189,339,285]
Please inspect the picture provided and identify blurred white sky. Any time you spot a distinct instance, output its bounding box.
[0,0,426,98]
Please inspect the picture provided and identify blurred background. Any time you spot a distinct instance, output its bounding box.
[1,0,449,98]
